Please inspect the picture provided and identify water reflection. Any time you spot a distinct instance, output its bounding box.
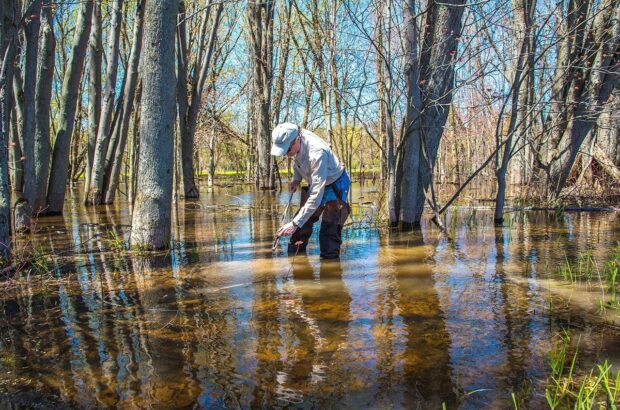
[0,184,619,408]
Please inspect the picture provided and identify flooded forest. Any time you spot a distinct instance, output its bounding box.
[0,0,619,408]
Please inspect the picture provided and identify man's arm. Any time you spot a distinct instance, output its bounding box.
[292,152,327,227]
[293,166,302,182]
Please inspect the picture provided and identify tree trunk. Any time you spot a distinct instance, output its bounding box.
[179,1,224,198]
[15,0,41,231]
[130,0,178,250]
[103,0,144,204]
[208,123,215,187]
[33,1,55,213]
[83,2,101,201]
[494,0,534,224]
[0,1,17,260]
[176,1,192,198]
[599,89,620,167]
[248,0,275,190]
[86,0,123,205]
[9,109,22,195]
[397,0,422,225]
[46,0,93,214]
[375,1,387,182]
[542,0,619,197]
[11,63,24,194]
[270,0,291,126]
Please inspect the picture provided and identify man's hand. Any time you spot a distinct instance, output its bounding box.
[276,221,297,237]
[289,180,300,193]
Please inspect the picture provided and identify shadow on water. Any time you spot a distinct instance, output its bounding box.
[1,183,620,408]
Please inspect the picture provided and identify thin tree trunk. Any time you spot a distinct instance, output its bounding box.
[0,8,17,259]
[47,0,93,214]
[248,0,275,190]
[15,0,41,231]
[494,0,533,224]
[375,1,387,182]
[11,68,24,194]
[208,121,215,187]
[9,109,22,195]
[130,0,178,250]
[128,80,141,208]
[180,1,224,198]
[270,0,291,126]
[176,1,192,197]
[87,0,123,205]
[33,1,55,213]
[83,2,101,201]
[103,0,144,204]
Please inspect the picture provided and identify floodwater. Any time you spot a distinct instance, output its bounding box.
[1,182,619,409]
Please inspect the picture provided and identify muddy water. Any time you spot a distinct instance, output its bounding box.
[1,183,619,409]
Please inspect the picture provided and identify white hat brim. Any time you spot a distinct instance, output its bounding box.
[271,145,287,156]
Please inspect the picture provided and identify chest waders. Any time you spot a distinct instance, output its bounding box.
[288,171,351,259]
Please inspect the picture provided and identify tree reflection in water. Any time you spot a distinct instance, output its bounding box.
[1,188,620,408]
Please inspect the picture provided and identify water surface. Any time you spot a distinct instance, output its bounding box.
[1,183,619,408]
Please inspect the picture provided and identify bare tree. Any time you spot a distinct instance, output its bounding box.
[538,0,620,198]
[494,0,536,223]
[33,1,55,213]
[102,0,144,204]
[395,0,467,227]
[46,0,93,214]
[177,0,224,198]
[0,0,18,260]
[83,2,102,202]
[14,0,41,231]
[130,0,178,249]
[247,0,275,189]
[86,0,123,205]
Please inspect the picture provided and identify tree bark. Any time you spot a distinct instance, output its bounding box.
[15,0,41,231]
[179,0,224,198]
[46,0,93,214]
[270,0,291,126]
[494,0,534,224]
[33,1,55,213]
[541,0,620,197]
[0,1,18,260]
[87,0,123,205]
[248,0,275,189]
[103,0,144,204]
[9,108,22,195]
[397,0,466,227]
[130,0,178,250]
[83,2,101,201]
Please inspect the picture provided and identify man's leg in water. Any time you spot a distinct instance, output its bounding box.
[318,200,349,259]
[288,187,323,255]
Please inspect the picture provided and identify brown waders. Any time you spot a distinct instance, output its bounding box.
[288,187,350,259]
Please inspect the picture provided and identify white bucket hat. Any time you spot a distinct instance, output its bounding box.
[271,123,299,156]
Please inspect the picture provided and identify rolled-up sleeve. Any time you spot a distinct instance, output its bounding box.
[293,151,327,227]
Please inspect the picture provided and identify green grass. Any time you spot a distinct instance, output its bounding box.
[545,331,620,409]
[601,244,620,311]
[107,229,127,252]
[557,250,599,283]
[555,246,620,312]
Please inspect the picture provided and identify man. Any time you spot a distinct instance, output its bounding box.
[271,123,350,259]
